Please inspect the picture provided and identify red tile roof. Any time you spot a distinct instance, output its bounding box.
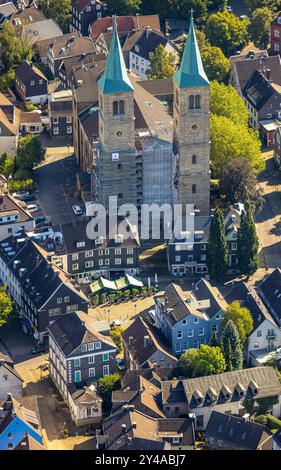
[90,15,160,40]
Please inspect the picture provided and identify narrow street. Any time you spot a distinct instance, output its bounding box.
[255,151,281,270]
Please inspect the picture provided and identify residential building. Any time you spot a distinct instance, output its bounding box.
[259,268,281,326]
[168,204,242,276]
[57,53,103,89]
[154,280,226,356]
[0,358,23,401]
[205,411,274,450]
[122,316,177,370]
[70,0,107,37]
[48,89,73,140]
[15,60,48,105]
[0,394,43,450]
[20,18,63,46]
[14,433,45,450]
[0,191,34,241]
[0,2,17,28]
[224,282,281,365]
[127,28,179,81]
[89,14,160,41]
[0,93,20,156]
[48,310,117,425]
[50,217,140,282]
[19,111,43,135]
[12,5,47,28]
[161,367,281,429]
[173,15,210,215]
[270,12,281,55]
[0,233,89,342]
[47,33,95,78]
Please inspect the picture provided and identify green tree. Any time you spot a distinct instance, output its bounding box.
[0,22,32,71]
[179,344,226,378]
[220,159,263,210]
[141,0,208,21]
[209,329,220,347]
[148,45,176,79]
[0,70,15,92]
[14,135,44,180]
[205,10,249,56]
[237,202,260,277]
[38,0,71,32]
[201,45,230,82]
[97,373,121,409]
[221,320,244,371]
[109,326,124,352]
[210,115,264,177]
[0,154,15,179]
[105,0,141,15]
[222,300,254,345]
[210,81,248,127]
[0,286,14,326]
[206,207,228,279]
[249,7,273,49]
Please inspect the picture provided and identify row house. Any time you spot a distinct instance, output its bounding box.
[48,310,117,425]
[0,233,89,342]
[15,60,48,106]
[154,280,226,357]
[0,93,20,157]
[70,0,107,37]
[48,89,73,140]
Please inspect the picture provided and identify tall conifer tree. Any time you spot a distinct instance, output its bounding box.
[237,201,259,278]
[206,207,228,279]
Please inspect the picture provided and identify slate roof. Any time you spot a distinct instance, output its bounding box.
[14,434,45,450]
[0,395,41,437]
[234,55,281,93]
[192,278,227,318]
[0,93,20,136]
[49,34,95,60]
[0,359,23,382]
[122,316,177,367]
[126,29,173,61]
[0,192,34,225]
[157,417,195,445]
[244,70,281,111]
[174,15,209,89]
[70,59,106,88]
[48,311,116,356]
[205,411,273,450]
[68,383,102,406]
[72,0,103,13]
[178,366,281,408]
[15,60,48,84]
[12,6,46,25]
[0,1,17,18]
[0,233,88,310]
[259,268,281,326]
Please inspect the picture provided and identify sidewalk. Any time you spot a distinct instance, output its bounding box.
[0,318,35,364]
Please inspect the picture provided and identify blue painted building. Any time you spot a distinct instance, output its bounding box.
[154,279,227,356]
[0,394,43,450]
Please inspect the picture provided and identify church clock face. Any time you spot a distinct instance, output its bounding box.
[191,123,199,132]
[115,130,123,138]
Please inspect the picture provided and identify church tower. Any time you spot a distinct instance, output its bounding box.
[173,13,210,215]
[97,17,137,211]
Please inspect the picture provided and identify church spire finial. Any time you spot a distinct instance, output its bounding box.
[174,14,209,89]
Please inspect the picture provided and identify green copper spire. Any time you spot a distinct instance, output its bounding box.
[98,15,134,94]
[174,11,209,88]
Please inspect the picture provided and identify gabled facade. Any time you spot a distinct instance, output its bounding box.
[0,93,20,157]
[70,0,107,37]
[0,359,23,401]
[15,60,48,105]
[270,11,281,55]
[154,280,226,356]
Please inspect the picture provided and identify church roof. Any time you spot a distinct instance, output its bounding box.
[174,14,209,89]
[98,16,134,94]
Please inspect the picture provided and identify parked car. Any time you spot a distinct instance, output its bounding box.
[13,191,35,202]
[26,203,38,212]
[31,343,48,354]
[116,358,127,371]
[35,216,52,228]
[72,204,83,215]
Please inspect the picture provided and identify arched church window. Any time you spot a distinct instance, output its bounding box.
[192,155,197,164]
[113,100,125,116]
[113,101,119,115]
[189,95,195,109]
[119,100,125,114]
[195,95,201,109]
[192,184,197,194]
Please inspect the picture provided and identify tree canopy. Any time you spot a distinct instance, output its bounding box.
[201,45,230,82]
[0,22,32,72]
[222,300,254,346]
[205,10,249,56]
[179,344,226,378]
[220,158,263,210]
[109,326,124,352]
[237,202,260,277]
[38,0,71,32]
[249,7,273,49]
[0,286,14,327]
[210,115,264,177]
[210,81,249,127]
[206,207,228,279]
[148,45,177,79]
[106,0,141,15]
[221,319,244,371]
[14,136,44,180]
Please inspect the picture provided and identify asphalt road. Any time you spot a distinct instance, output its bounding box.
[34,146,82,226]
[255,153,281,269]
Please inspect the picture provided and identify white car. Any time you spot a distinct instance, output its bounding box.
[72,204,83,215]
[26,203,38,212]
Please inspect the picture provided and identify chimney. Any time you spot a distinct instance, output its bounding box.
[242,413,250,422]
[266,68,272,81]
[146,27,152,39]
[132,422,137,429]
[0,407,4,418]
[121,423,127,433]
[7,392,12,401]
[144,335,151,348]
